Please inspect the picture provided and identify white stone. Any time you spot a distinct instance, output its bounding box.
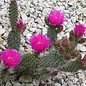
[32,0,38,5]
[29,28,36,32]
[55,72,62,79]
[78,8,86,16]
[67,81,73,86]
[5,82,12,86]
[21,37,25,45]
[26,33,32,39]
[3,41,7,46]
[52,0,56,3]
[13,82,21,86]
[0,26,6,35]
[55,83,61,86]
[3,33,8,38]
[0,44,6,50]
[68,1,74,6]
[42,8,51,16]
[23,29,29,36]
[21,12,27,21]
[81,83,86,86]
[0,36,4,43]
[42,28,47,35]
[77,44,86,51]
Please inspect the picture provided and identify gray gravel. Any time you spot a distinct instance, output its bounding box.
[0,0,86,86]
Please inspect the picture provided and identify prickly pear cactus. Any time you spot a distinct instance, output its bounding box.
[39,49,83,72]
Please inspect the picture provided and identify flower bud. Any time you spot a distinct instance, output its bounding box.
[65,53,72,60]
[69,43,75,50]
[16,19,26,32]
[58,46,65,54]
[62,36,69,46]
[69,35,75,41]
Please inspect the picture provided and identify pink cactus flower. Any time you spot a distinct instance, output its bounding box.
[74,24,85,37]
[1,49,22,68]
[29,34,51,53]
[16,19,26,31]
[48,10,65,26]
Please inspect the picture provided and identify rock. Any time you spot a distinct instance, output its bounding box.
[0,44,6,50]
[21,37,25,45]
[29,28,36,32]
[81,83,86,86]
[72,78,78,84]
[19,75,33,83]
[5,82,12,86]
[68,75,75,81]
[77,44,86,52]
[23,29,29,36]
[13,82,21,86]
[42,28,47,35]
[0,79,2,85]
[55,73,62,79]
[67,80,73,86]
[42,8,51,16]
[0,28,6,35]
[55,83,61,86]
[32,0,38,5]
[26,33,32,39]
[68,1,74,6]
[26,84,33,86]
[78,8,86,16]
[0,36,4,43]
[33,80,39,86]
[21,12,27,21]
[3,33,8,38]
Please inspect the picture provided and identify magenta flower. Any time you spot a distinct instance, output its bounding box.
[29,34,51,53]
[16,19,26,31]
[1,49,22,68]
[74,24,85,37]
[48,10,65,26]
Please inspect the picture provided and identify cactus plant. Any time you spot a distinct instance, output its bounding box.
[14,53,39,76]
[7,30,20,51]
[9,0,18,30]
[7,0,21,50]
[39,49,83,72]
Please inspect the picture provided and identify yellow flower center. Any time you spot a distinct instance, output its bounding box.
[8,57,13,60]
[37,41,42,45]
[55,16,58,19]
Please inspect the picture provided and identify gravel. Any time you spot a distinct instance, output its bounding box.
[0,0,86,85]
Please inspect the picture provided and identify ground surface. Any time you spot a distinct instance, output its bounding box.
[0,0,86,86]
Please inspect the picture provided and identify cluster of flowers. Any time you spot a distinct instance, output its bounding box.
[0,10,86,69]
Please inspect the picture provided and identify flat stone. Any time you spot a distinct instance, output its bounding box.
[0,36,4,43]
[55,83,61,86]
[42,28,47,35]
[67,80,73,86]
[26,33,32,39]
[78,8,86,16]
[19,75,33,83]
[13,82,21,86]
[5,82,12,86]
[0,28,6,35]
[0,79,2,85]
